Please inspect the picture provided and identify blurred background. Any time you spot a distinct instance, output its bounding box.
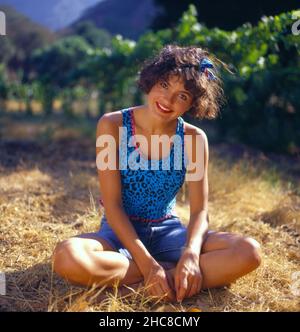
[1,1,300,312]
[0,0,299,153]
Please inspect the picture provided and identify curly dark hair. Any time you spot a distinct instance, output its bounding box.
[137,44,226,120]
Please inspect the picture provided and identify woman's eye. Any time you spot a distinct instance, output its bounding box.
[179,94,188,101]
[160,81,168,88]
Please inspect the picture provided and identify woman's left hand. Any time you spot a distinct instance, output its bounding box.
[174,247,202,302]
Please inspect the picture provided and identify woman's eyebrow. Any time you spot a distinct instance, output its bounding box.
[177,88,192,97]
[165,81,192,96]
[180,90,192,96]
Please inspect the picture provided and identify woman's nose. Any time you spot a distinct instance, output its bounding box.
[161,94,175,108]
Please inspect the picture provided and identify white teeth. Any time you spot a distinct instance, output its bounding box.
[157,102,171,111]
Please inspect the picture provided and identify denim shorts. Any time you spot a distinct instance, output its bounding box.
[94,215,188,262]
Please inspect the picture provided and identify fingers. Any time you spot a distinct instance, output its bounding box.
[174,271,182,301]
[165,269,175,290]
[153,283,164,301]
[160,275,176,302]
[186,277,198,298]
[176,274,203,301]
[146,280,161,301]
[164,271,176,302]
[185,275,193,298]
[146,276,175,302]
[186,274,203,299]
[176,273,188,302]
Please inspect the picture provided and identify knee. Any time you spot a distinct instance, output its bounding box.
[233,236,262,271]
[52,238,82,278]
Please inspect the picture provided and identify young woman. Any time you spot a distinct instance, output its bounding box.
[52,45,262,303]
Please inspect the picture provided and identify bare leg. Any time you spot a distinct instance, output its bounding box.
[53,239,145,287]
[165,233,262,292]
[53,237,176,289]
[53,232,261,302]
[101,233,261,301]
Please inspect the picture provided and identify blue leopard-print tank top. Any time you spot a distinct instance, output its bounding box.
[100,107,188,222]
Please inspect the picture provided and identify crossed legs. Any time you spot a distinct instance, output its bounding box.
[52,230,262,300]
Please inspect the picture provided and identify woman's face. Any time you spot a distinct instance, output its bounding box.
[146,74,194,120]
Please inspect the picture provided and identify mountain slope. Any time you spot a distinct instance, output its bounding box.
[0,0,101,30]
[0,5,56,66]
[72,0,162,40]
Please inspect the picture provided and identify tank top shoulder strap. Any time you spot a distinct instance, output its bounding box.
[176,116,185,148]
[120,108,132,132]
[177,116,184,134]
[120,108,134,148]
[119,108,133,167]
[176,115,186,168]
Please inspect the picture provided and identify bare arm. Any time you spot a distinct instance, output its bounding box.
[96,113,158,274]
[174,126,210,301]
[184,127,209,254]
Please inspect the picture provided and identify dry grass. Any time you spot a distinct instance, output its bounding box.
[0,113,299,312]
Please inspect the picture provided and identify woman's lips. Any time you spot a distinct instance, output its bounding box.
[156,101,173,113]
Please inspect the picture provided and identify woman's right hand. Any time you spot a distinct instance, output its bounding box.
[141,261,176,302]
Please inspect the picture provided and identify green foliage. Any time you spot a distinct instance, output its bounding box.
[28,36,92,113]
[151,0,300,31]
[171,5,300,154]
[3,4,300,154]
[0,64,8,112]
[0,65,8,98]
[68,20,112,48]
[216,9,300,153]
[31,36,92,87]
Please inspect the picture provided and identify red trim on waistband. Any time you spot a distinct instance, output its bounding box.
[99,198,172,223]
[128,214,173,223]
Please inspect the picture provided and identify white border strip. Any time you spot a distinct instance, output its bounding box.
[0,272,6,296]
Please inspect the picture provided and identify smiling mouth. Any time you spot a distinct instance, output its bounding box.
[156,101,173,113]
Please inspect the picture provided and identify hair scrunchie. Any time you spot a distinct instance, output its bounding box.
[180,58,216,81]
[199,58,216,81]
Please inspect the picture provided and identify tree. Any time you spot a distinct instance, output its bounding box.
[69,20,112,49]
[151,0,300,31]
[0,64,8,113]
[30,36,92,114]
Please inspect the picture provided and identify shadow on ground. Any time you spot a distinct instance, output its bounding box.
[1,262,233,312]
